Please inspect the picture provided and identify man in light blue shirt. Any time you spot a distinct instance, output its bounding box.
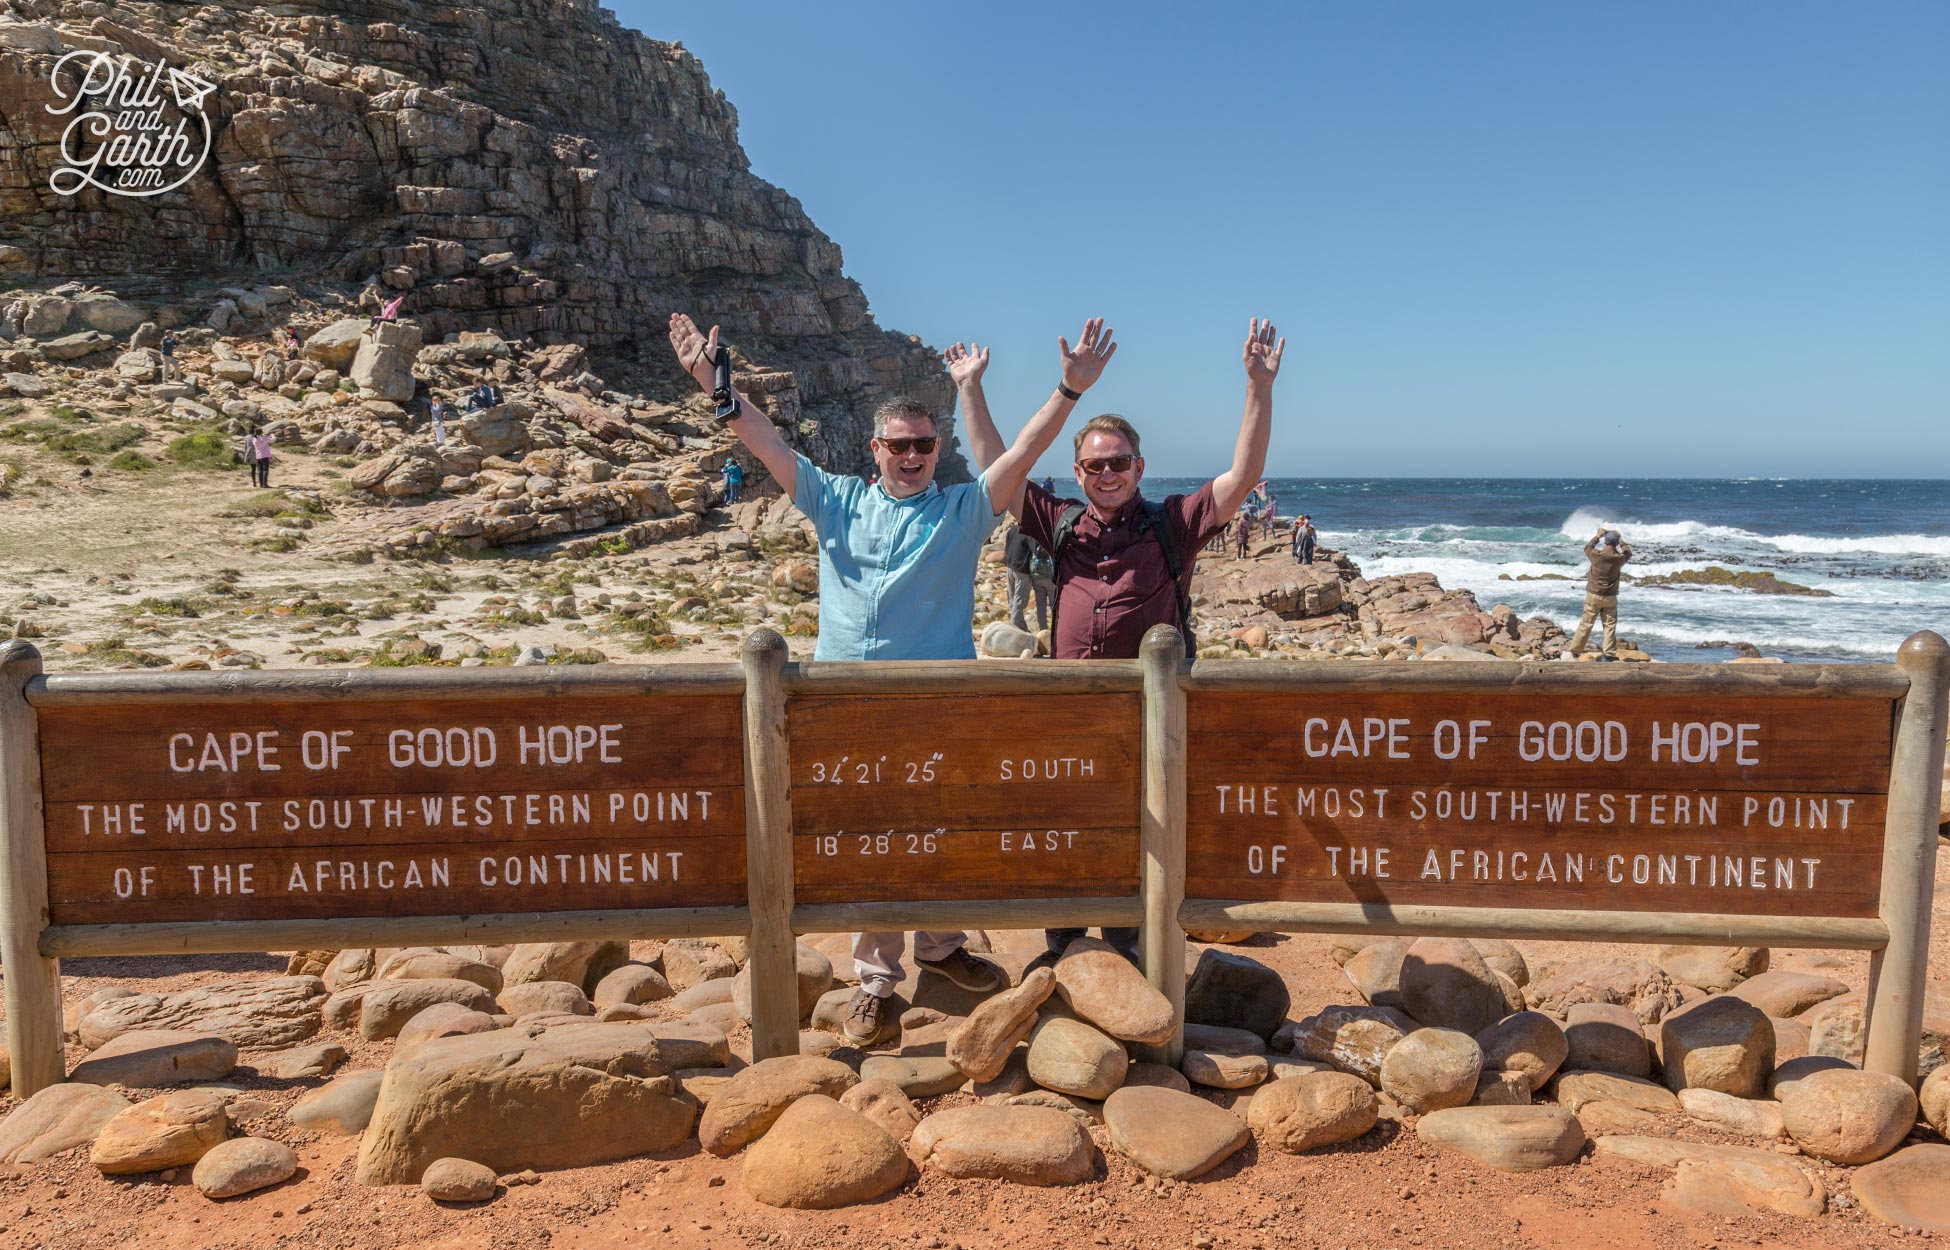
[669,311,1118,1043]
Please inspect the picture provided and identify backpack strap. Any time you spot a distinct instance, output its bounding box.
[1133,499,1193,644]
[1046,504,1088,646]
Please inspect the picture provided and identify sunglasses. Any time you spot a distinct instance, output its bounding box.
[878,437,938,455]
[1077,455,1137,476]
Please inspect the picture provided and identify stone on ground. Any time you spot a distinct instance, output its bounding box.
[840,1080,921,1143]
[1551,1071,1680,1116]
[1655,945,1768,993]
[1594,1136,1823,1218]
[1678,1088,1785,1139]
[77,977,327,1050]
[1182,1049,1269,1090]
[1341,937,1411,1009]
[359,978,498,1039]
[357,1022,694,1183]
[1053,937,1175,1046]
[267,1042,348,1080]
[1852,1144,1950,1232]
[1399,938,1507,1037]
[1476,1011,1566,1090]
[909,1104,1097,1185]
[1475,939,1530,988]
[1007,1089,1103,1127]
[593,965,673,1009]
[661,938,739,992]
[1293,1005,1417,1086]
[289,1070,384,1135]
[193,1137,298,1198]
[644,1021,732,1070]
[1728,969,1849,1018]
[699,1054,859,1156]
[1470,1070,1532,1106]
[859,1054,968,1098]
[377,950,504,994]
[1184,948,1291,1041]
[422,1157,498,1203]
[948,966,1054,1082]
[497,980,592,1018]
[500,941,630,994]
[1247,1072,1377,1153]
[396,1002,498,1049]
[0,1083,132,1164]
[90,1090,228,1174]
[1415,1105,1586,1171]
[1380,1028,1483,1115]
[1777,1068,1916,1165]
[1182,1023,1267,1056]
[1922,1063,1950,1136]
[69,1030,237,1088]
[1768,1054,1853,1099]
[733,942,836,1022]
[1123,1062,1192,1093]
[1563,1002,1652,1076]
[1524,958,1683,1024]
[1103,1086,1249,1180]
[1027,1016,1127,1101]
[741,1095,908,1209]
[1659,995,1773,1096]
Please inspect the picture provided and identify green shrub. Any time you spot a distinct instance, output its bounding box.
[167,425,236,469]
[109,450,156,471]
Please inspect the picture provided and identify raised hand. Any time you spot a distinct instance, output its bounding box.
[1058,317,1118,394]
[1243,317,1285,387]
[667,312,720,391]
[943,341,990,388]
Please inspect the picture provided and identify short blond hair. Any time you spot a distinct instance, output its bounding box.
[1073,414,1140,459]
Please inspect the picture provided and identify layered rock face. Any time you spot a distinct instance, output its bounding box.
[0,0,960,478]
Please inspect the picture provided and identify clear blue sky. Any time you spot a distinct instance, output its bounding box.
[619,1,1949,478]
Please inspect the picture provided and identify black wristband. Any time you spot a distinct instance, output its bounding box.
[1057,382,1083,402]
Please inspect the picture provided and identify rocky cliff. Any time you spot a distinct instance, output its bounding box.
[0,0,960,479]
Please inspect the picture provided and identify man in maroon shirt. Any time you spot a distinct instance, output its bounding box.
[949,318,1286,964]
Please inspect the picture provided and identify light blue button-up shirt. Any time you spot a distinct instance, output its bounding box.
[790,452,1001,661]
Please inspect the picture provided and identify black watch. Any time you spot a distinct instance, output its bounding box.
[1057,381,1083,402]
[709,346,739,422]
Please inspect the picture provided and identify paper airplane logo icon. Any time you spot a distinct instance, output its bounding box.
[166,67,215,112]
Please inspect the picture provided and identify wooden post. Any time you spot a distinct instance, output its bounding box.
[0,640,63,1095]
[1139,624,1187,1065]
[1865,630,1950,1084]
[741,629,799,1060]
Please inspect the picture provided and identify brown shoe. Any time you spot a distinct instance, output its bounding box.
[841,989,891,1046]
[916,947,1003,993]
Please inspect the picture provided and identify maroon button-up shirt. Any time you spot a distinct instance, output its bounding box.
[1018,481,1223,659]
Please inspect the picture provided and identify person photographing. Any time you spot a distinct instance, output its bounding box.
[1567,526,1631,659]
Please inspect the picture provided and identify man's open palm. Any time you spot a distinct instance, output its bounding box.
[1244,317,1285,386]
[943,341,990,387]
[1058,317,1118,392]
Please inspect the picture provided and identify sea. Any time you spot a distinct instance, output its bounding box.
[1141,477,1950,664]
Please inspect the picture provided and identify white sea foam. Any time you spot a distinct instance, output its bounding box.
[1557,507,1950,557]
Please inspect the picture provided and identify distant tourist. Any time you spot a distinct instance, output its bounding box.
[1292,513,1317,564]
[1235,510,1251,558]
[246,427,273,488]
[283,325,301,354]
[672,310,1116,1045]
[428,397,447,446]
[955,317,1285,969]
[1567,526,1632,659]
[466,382,498,412]
[369,293,405,329]
[156,332,178,383]
[721,456,744,504]
[1002,521,1054,632]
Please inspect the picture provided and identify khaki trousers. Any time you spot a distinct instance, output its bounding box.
[1568,593,1619,655]
[852,930,965,998]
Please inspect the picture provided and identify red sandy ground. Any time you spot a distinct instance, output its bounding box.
[2,853,1946,1250]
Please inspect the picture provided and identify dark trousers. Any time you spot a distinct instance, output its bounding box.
[1045,927,1140,961]
[252,458,270,488]
[1297,538,1315,564]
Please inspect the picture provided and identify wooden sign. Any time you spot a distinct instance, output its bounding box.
[788,692,1141,905]
[36,694,747,924]
[1185,691,1893,917]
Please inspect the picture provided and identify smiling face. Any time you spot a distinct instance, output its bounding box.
[1073,427,1144,514]
[871,413,940,499]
